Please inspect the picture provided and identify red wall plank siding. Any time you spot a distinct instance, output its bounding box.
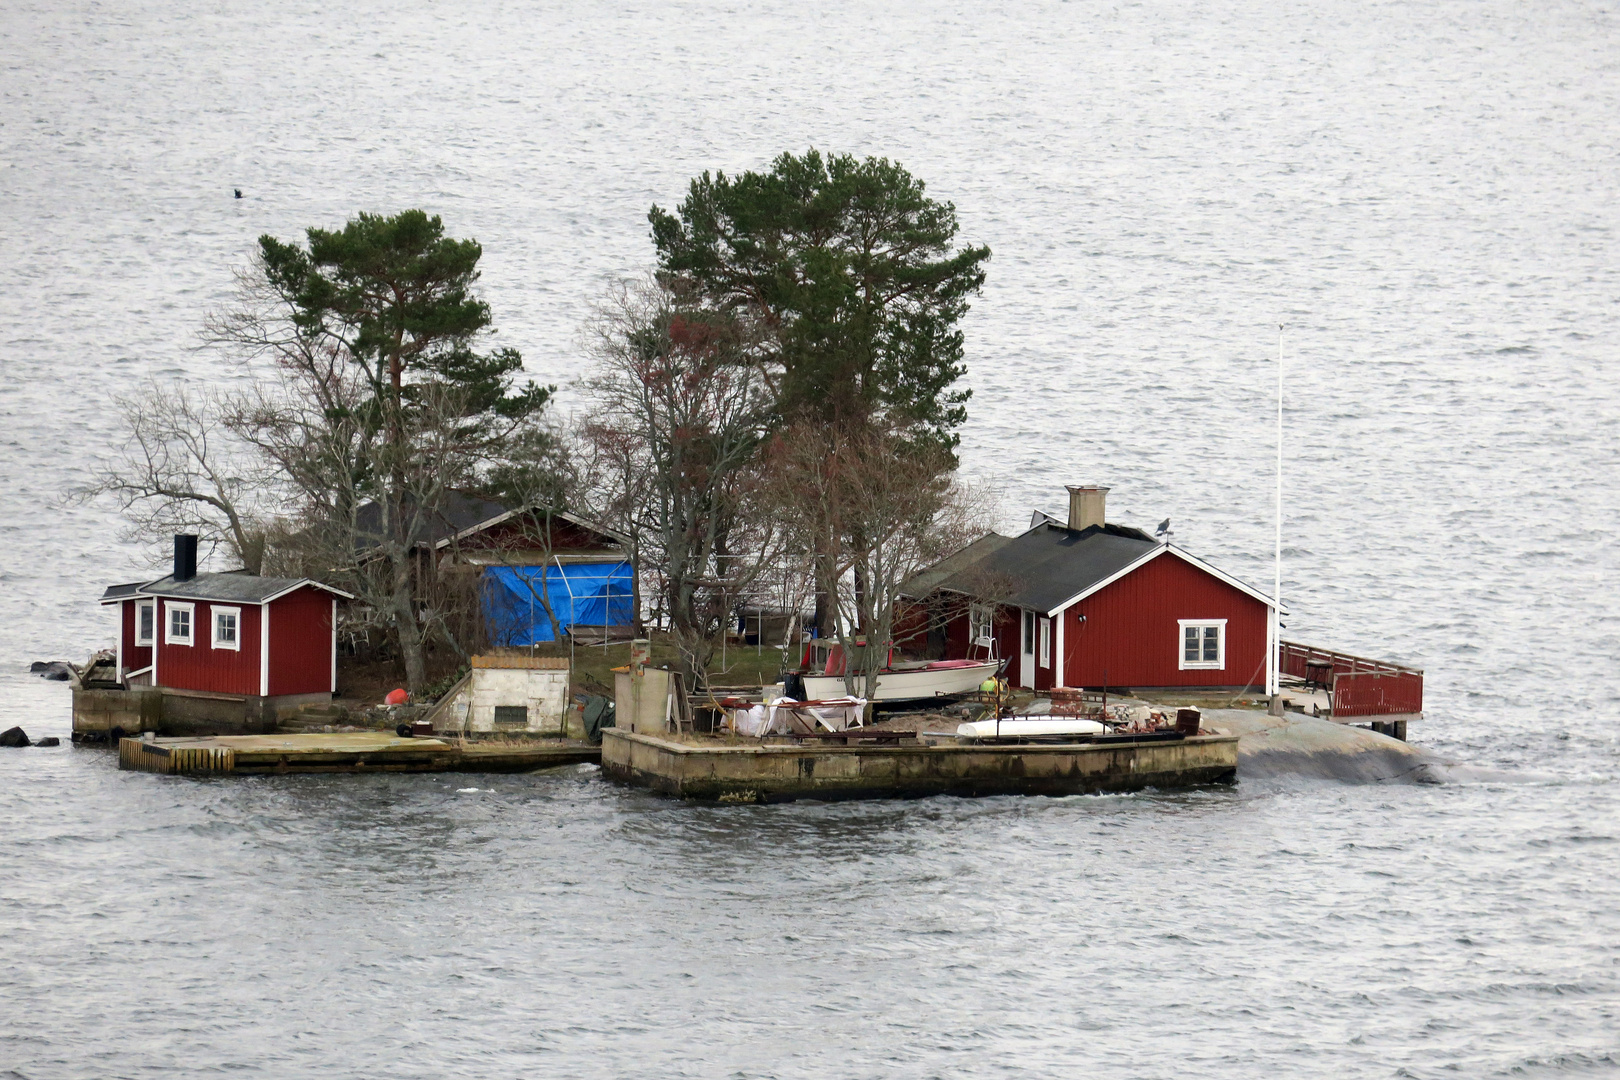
[1333,671,1423,716]
[1035,615,1056,692]
[995,606,1019,672]
[120,601,152,675]
[1061,552,1269,690]
[891,599,932,653]
[154,599,261,695]
[267,587,333,696]
[941,605,1020,668]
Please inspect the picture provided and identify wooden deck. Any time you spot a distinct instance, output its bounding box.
[118,733,599,775]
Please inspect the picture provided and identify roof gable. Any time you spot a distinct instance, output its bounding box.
[1043,543,1279,615]
[353,492,629,554]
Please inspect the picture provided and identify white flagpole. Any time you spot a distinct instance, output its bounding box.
[1271,324,1284,711]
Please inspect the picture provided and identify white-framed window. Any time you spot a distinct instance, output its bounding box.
[135,600,156,646]
[212,606,241,650]
[969,602,994,647]
[1023,610,1035,655]
[165,601,195,646]
[1038,617,1051,667]
[1178,619,1227,670]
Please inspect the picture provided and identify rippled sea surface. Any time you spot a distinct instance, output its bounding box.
[2,1,1618,1076]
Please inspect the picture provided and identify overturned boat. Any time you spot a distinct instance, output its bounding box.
[955,716,1109,740]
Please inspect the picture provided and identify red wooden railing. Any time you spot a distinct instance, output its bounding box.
[1280,640,1423,718]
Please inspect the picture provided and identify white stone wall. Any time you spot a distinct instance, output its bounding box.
[465,666,570,733]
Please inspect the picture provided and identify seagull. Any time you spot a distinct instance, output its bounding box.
[1155,518,1172,544]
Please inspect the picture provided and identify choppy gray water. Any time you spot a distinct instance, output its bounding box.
[2,1,1618,1076]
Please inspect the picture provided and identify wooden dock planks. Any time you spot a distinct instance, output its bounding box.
[117,733,599,776]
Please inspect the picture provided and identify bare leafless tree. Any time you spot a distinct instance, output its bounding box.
[581,276,785,687]
[71,381,272,573]
[574,422,654,637]
[766,422,995,701]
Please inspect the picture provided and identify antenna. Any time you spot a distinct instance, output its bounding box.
[1271,324,1284,713]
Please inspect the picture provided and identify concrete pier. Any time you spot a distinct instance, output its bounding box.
[600,729,1238,803]
[118,733,599,775]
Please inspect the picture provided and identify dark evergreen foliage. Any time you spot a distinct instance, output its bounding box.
[258,210,551,425]
[648,150,989,454]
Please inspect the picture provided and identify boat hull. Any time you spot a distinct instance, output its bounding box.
[802,661,999,703]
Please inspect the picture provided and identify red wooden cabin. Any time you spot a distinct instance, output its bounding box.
[898,486,1280,693]
[100,536,351,704]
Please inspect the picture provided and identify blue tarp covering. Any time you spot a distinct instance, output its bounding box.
[483,562,635,645]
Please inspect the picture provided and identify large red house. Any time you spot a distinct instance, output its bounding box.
[899,486,1281,693]
[100,536,351,704]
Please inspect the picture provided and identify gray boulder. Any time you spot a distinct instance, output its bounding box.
[1202,709,1444,784]
[0,727,32,748]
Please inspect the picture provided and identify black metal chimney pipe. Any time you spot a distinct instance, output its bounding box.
[173,534,198,583]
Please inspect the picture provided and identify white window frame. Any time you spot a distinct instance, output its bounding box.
[1038,617,1051,667]
[165,601,196,646]
[1178,619,1227,670]
[135,600,156,646]
[212,605,242,651]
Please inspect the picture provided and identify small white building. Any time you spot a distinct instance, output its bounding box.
[437,655,570,734]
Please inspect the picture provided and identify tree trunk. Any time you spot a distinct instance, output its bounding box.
[392,558,428,696]
[629,542,645,636]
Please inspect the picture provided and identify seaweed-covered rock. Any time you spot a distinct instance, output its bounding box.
[0,726,32,747]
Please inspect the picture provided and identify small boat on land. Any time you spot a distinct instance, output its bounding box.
[795,641,1001,704]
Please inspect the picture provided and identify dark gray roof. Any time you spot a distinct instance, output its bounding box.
[354,490,510,550]
[923,522,1160,613]
[352,491,628,553]
[100,572,349,604]
[898,533,1013,599]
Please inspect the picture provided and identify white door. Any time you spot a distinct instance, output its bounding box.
[1019,608,1036,688]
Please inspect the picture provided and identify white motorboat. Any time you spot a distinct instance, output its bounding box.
[955,717,1109,740]
[801,659,1000,704]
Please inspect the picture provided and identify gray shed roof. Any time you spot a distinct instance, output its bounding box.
[354,490,509,550]
[916,521,1278,615]
[101,581,146,601]
[352,491,629,553]
[963,523,1159,612]
[100,572,351,605]
[898,533,1013,599]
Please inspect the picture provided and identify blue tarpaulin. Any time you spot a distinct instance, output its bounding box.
[483,562,635,645]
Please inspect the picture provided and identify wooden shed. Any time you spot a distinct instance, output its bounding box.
[100,535,352,705]
[899,486,1280,693]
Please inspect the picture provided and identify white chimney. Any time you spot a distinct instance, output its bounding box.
[1065,486,1109,531]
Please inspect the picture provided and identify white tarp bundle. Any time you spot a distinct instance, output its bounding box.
[730,696,868,736]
